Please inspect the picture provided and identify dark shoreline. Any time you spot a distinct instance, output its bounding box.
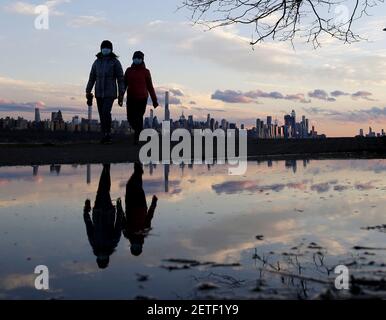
[0,136,385,166]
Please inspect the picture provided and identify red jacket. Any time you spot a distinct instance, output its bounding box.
[124,63,158,104]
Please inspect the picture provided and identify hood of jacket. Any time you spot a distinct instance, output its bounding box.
[96,52,118,59]
[130,62,146,68]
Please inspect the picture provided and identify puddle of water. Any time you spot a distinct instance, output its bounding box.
[1,159,386,299]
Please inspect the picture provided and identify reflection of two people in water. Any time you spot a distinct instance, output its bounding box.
[83,163,157,268]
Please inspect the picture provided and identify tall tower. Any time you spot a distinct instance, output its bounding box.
[165,91,170,121]
[291,109,296,121]
[86,164,91,185]
[291,110,296,138]
[305,119,309,135]
[88,105,92,122]
[164,164,169,193]
[34,107,41,122]
[150,109,154,128]
[32,165,39,176]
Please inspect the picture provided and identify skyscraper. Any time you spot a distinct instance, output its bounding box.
[305,119,309,135]
[51,110,63,122]
[164,164,169,193]
[86,164,91,185]
[221,119,228,131]
[210,118,215,131]
[256,118,261,138]
[34,107,41,122]
[150,109,154,128]
[188,115,194,130]
[291,110,296,137]
[88,105,92,121]
[291,109,296,122]
[164,91,170,121]
[72,116,80,125]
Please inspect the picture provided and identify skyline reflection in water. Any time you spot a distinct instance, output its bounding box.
[1,159,386,299]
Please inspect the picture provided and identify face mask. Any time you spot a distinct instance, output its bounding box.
[133,58,143,65]
[101,48,112,56]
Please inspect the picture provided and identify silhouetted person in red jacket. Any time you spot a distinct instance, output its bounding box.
[117,162,158,256]
[83,164,123,269]
[123,51,159,145]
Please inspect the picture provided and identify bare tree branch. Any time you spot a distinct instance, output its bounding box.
[180,0,384,48]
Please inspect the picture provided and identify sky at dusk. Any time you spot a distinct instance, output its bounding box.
[1,0,386,136]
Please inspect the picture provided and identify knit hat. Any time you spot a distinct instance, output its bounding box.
[101,40,113,51]
[133,51,144,60]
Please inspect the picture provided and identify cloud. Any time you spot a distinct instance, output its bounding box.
[354,181,376,190]
[4,0,70,16]
[0,99,81,115]
[330,90,350,97]
[212,87,375,105]
[310,182,331,193]
[191,106,226,113]
[4,1,36,15]
[211,180,309,195]
[0,273,36,290]
[308,89,336,102]
[211,89,310,104]
[155,87,183,105]
[0,100,44,112]
[117,19,386,92]
[304,106,386,122]
[211,90,254,104]
[169,88,184,97]
[309,89,375,102]
[0,75,83,100]
[119,178,182,195]
[68,15,107,28]
[351,91,375,101]
[334,185,350,191]
[128,21,312,80]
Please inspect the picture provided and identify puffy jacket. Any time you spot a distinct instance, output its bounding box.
[84,207,122,257]
[86,53,125,99]
[124,63,158,104]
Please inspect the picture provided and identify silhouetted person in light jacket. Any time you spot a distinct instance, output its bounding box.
[83,164,122,269]
[117,162,158,256]
[123,51,159,145]
[86,40,125,144]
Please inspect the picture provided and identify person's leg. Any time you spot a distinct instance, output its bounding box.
[126,98,136,143]
[96,98,106,135]
[125,166,147,209]
[136,99,147,142]
[132,98,148,144]
[95,164,113,209]
[127,98,142,145]
[104,98,114,137]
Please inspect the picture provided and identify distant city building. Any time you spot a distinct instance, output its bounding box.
[164,91,170,121]
[88,105,92,121]
[51,110,63,122]
[34,108,41,122]
[149,109,154,128]
[357,126,385,138]
[251,110,325,139]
